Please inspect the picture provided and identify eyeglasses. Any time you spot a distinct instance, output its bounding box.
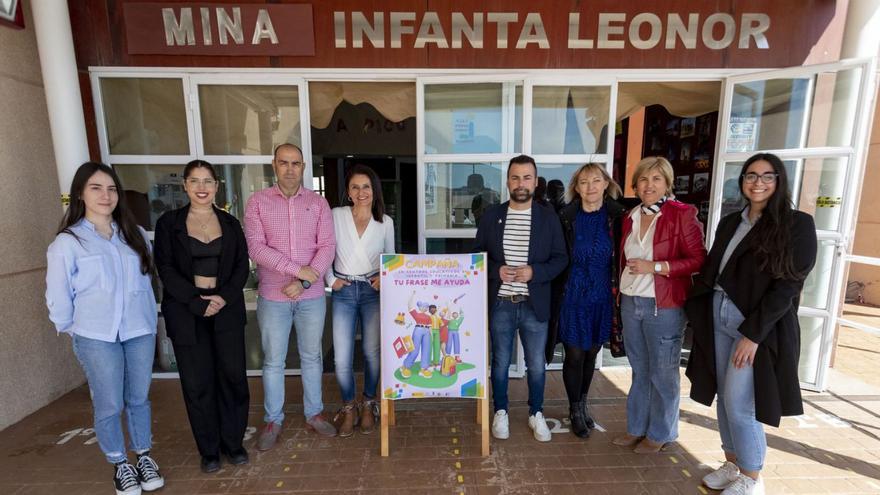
[186,178,218,187]
[742,172,778,184]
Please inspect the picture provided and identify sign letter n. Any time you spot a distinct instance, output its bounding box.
[162,8,195,46]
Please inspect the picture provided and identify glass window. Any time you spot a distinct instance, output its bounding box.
[805,68,862,148]
[727,78,810,152]
[114,163,274,229]
[532,86,610,155]
[801,240,836,310]
[425,83,508,154]
[99,78,189,155]
[798,315,825,384]
[425,162,502,229]
[426,237,476,254]
[199,85,301,155]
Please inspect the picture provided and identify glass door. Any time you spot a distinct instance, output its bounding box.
[711,58,877,391]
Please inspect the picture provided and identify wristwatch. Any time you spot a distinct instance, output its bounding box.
[654,262,663,273]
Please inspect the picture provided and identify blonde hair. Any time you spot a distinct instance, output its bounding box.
[630,156,674,199]
[565,163,622,204]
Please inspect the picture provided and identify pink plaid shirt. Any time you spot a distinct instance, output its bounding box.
[244,185,336,302]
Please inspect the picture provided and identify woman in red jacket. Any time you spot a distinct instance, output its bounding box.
[612,157,706,453]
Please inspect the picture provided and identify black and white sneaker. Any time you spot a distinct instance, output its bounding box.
[113,462,142,495]
[135,452,165,492]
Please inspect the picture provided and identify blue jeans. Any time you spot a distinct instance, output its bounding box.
[72,333,155,464]
[403,326,431,370]
[490,300,547,415]
[332,281,380,403]
[713,291,766,472]
[621,295,685,443]
[446,330,460,355]
[257,295,327,422]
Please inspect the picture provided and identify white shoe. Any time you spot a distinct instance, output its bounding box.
[703,461,740,490]
[492,410,510,439]
[721,474,765,495]
[528,412,552,442]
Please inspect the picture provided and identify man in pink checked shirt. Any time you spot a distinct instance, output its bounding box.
[245,143,337,450]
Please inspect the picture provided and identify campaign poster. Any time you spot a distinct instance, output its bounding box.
[380,253,487,400]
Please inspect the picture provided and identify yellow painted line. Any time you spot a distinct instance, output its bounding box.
[455,461,461,469]
[290,454,297,459]
[451,427,457,433]
[276,481,284,488]
[297,443,304,448]
[682,469,691,478]
[457,475,464,483]
[669,456,679,464]
[283,466,290,472]
[452,438,459,444]
[454,448,460,455]
[697,486,708,494]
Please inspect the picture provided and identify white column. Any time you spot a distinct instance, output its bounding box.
[841,0,880,58]
[31,0,90,203]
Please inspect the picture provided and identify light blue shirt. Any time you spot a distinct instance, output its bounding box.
[46,219,157,343]
[714,207,758,290]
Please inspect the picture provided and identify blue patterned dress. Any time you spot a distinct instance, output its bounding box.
[558,206,613,349]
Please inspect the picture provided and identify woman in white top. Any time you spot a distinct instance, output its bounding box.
[611,157,706,453]
[328,164,395,437]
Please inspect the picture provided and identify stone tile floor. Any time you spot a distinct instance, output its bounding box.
[2,337,880,494]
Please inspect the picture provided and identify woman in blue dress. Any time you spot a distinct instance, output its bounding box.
[557,163,625,438]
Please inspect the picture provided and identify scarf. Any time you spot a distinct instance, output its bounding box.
[640,196,667,215]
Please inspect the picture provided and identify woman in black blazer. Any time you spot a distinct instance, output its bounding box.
[685,153,817,495]
[154,160,251,474]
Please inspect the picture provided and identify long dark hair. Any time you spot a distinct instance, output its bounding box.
[344,164,386,222]
[183,159,218,181]
[739,153,799,280]
[58,162,153,274]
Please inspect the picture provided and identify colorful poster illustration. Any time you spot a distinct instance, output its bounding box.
[380,253,487,400]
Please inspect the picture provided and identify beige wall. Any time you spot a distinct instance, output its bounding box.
[0,1,85,430]
[849,84,880,304]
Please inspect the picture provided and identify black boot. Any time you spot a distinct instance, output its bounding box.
[569,402,590,438]
[580,394,596,430]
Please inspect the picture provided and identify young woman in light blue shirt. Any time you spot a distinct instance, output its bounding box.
[46,162,164,495]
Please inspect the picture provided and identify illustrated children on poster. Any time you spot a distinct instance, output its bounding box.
[445,308,464,363]
[400,291,433,379]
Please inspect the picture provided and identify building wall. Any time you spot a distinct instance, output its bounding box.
[0,1,85,430]
[850,97,880,303]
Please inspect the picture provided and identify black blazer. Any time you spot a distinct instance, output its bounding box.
[472,201,568,322]
[154,204,249,345]
[685,209,817,427]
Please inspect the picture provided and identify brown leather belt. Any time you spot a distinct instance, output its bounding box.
[497,294,528,303]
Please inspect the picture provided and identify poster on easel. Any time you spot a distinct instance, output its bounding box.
[380,253,488,400]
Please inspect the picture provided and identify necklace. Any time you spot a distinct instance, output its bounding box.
[189,208,214,231]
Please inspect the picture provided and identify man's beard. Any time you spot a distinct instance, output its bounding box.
[510,188,533,203]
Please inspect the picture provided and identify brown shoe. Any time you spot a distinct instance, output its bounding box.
[633,437,665,453]
[611,433,644,447]
[359,400,378,434]
[333,403,356,438]
[257,422,282,451]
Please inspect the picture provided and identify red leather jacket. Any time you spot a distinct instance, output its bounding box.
[620,200,707,309]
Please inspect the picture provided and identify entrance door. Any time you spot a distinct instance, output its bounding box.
[710,59,877,391]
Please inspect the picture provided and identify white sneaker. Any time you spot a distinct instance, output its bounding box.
[528,412,552,442]
[703,461,740,490]
[492,410,510,439]
[721,474,765,495]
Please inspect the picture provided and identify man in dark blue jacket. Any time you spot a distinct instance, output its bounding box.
[473,155,568,442]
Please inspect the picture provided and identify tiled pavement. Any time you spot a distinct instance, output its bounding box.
[2,353,880,494]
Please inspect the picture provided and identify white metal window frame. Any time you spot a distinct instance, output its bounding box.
[709,57,878,391]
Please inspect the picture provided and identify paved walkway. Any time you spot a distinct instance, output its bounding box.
[2,355,880,494]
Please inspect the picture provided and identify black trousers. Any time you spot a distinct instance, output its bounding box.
[172,316,250,457]
[562,343,601,405]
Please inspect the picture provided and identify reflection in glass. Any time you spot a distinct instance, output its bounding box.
[426,237,476,254]
[801,240,835,310]
[199,85,301,155]
[425,163,502,229]
[100,78,189,155]
[795,157,847,231]
[728,78,810,152]
[425,83,505,154]
[719,160,800,220]
[115,163,274,230]
[798,315,824,385]
[532,86,610,155]
[806,68,862,148]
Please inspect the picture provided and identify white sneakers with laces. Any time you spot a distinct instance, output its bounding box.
[721,473,765,495]
[492,410,509,439]
[528,411,552,442]
[702,461,740,490]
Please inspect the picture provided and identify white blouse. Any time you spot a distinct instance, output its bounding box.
[620,208,660,298]
[325,206,395,286]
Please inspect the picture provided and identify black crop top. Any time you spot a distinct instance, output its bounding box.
[190,236,222,277]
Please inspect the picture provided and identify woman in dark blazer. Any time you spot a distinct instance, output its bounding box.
[554,163,625,438]
[154,160,251,474]
[686,153,817,495]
